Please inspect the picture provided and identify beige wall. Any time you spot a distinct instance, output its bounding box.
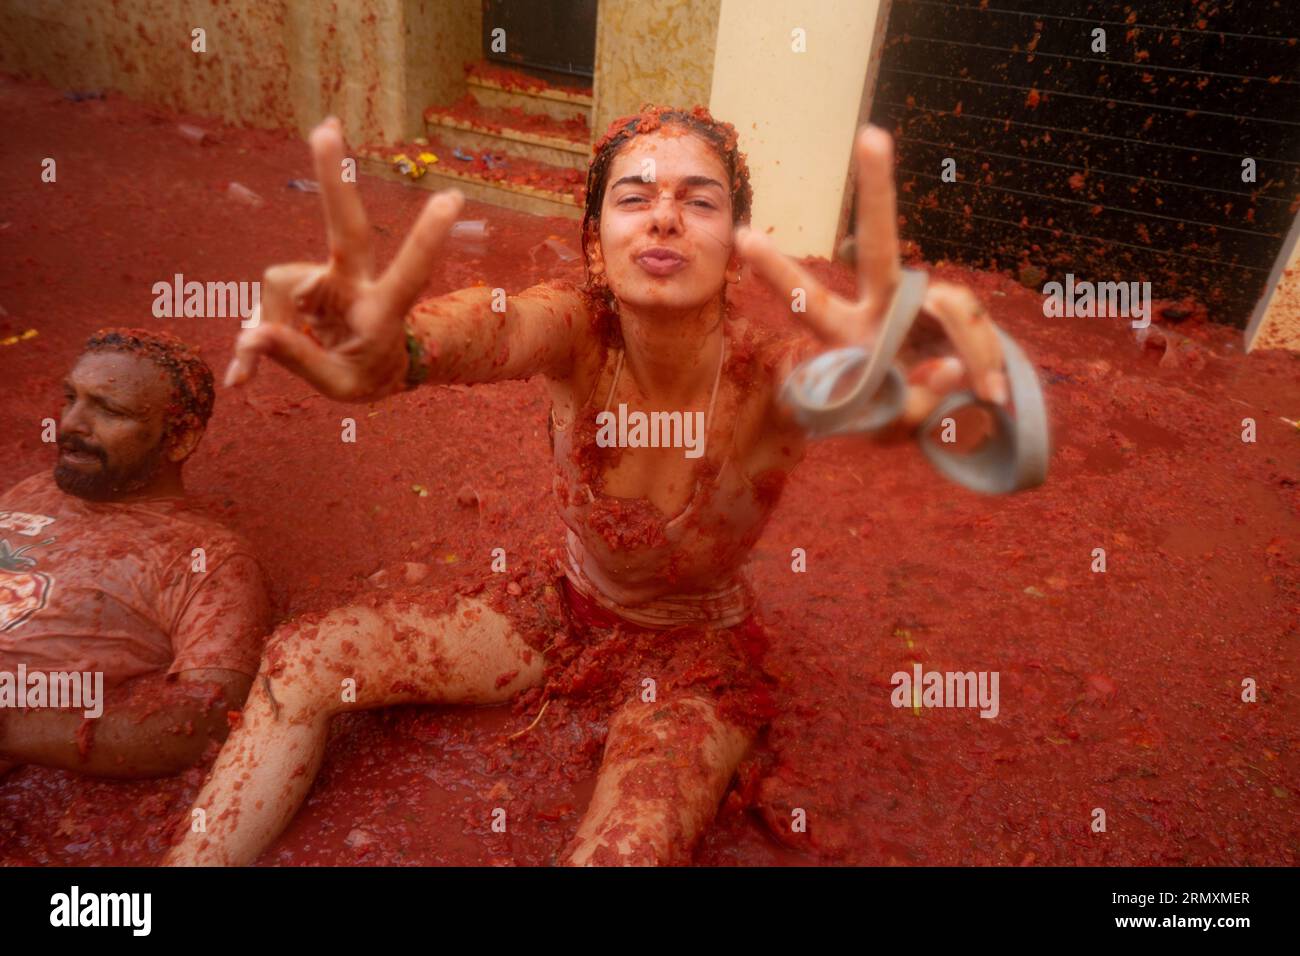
[590,0,721,143]
[0,0,480,142]
[710,0,885,259]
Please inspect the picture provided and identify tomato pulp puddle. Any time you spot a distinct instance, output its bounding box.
[1,76,1296,866]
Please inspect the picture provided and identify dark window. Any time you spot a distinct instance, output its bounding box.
[483,0,598,80]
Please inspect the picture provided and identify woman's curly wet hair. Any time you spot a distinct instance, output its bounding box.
[580,104,753,312]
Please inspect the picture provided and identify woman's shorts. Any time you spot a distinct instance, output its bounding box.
[479,545,778,736]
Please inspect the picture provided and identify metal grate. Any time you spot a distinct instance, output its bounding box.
[869,0,1300,326]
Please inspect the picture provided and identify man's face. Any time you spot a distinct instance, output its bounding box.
[594,128,739,312]
[55,351,174,501]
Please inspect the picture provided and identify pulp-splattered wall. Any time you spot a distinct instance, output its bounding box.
[870,0,1300,330]
[0,0,294,128]
[591,0,721,141]
[0,0,480,142]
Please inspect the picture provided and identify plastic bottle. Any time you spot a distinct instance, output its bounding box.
[450,220,489,241]
[227,182,264,207]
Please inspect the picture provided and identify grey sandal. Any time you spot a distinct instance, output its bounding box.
[779,267,1049,494]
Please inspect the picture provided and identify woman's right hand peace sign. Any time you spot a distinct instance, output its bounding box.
[735,125,1009,408]
[224,117,464,401]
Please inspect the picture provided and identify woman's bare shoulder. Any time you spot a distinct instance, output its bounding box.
[522,279,607,343]
[725,318,819,443]
[726,318,818,386]
[528,279,613,416]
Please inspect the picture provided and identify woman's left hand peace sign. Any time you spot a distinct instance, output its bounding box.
[733,125,1009,407]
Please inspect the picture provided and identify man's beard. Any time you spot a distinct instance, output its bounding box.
[54,437,164,502]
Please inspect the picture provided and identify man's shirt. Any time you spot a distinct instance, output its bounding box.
[0,471,270,686]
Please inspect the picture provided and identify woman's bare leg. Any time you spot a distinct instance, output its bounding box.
[562,696,751,865]
[163,595,543,866]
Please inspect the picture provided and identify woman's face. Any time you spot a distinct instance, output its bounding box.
[591,128,740,313]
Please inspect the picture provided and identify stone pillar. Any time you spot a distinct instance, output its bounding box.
[590,0,722,142]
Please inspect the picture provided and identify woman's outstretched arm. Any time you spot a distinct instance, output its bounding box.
[223,117,582,403]
[398,279,583,391]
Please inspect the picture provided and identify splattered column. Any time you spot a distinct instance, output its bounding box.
[590,0,721,145]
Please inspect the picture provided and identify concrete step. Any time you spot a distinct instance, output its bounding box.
[424,93,589,172]
[358,137,584,221]
[463,60,592,126]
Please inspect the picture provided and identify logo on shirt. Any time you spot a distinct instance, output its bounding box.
[0,509,56,537]
[0,537,54,632]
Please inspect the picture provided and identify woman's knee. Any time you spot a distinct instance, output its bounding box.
[379,595,545,703]
[256,606,386,720]
[564,826,679,866]
[254,596,543,715]
[565,697,753,866]
[606,696,749,765]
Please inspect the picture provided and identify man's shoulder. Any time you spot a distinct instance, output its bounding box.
[0,470,62,514]
[2,469,55,499]
[153,498,259,563]
[147,502,268,616]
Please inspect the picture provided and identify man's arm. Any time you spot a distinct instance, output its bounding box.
[0,544,270,778]
[0,668,251,779]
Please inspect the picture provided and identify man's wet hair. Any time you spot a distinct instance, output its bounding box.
[581,104,754,281]
[83,328,215,439]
